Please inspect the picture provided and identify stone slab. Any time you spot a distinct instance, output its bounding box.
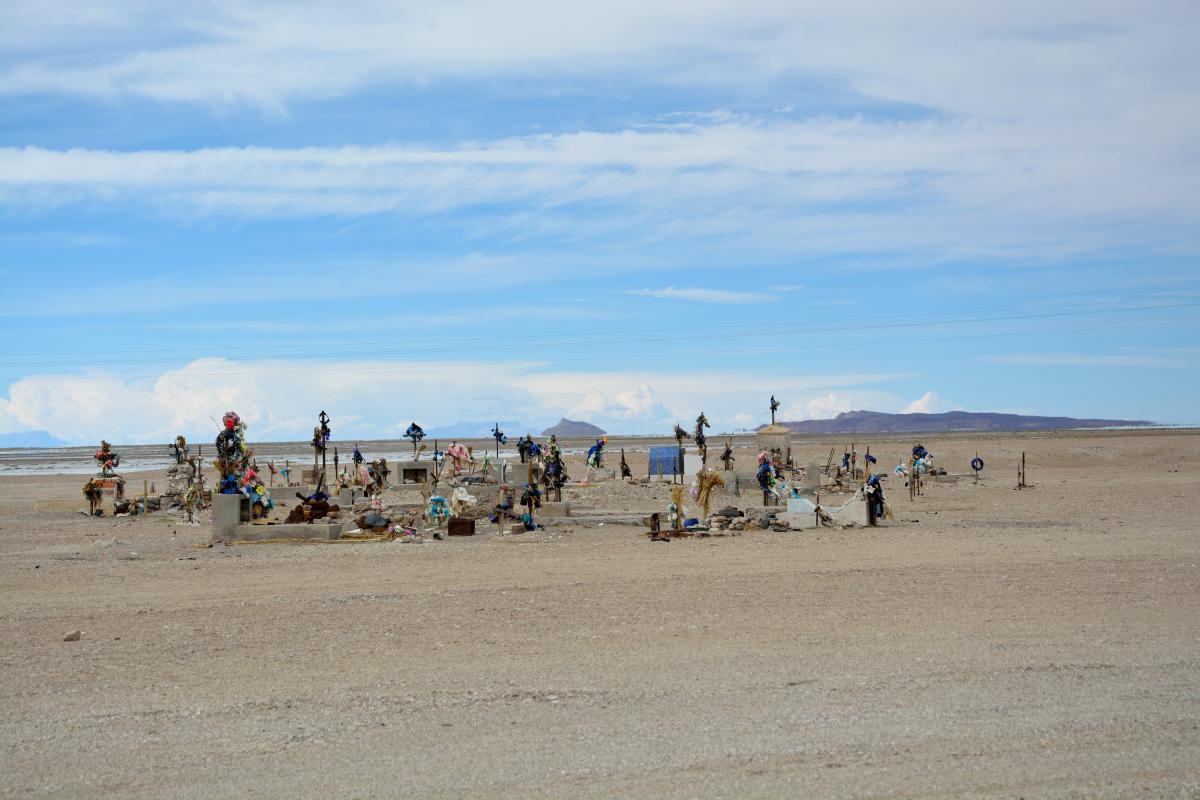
[539,501,570,518]
[222,523,343,543]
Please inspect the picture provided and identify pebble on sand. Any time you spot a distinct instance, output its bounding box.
[63,630,81,642]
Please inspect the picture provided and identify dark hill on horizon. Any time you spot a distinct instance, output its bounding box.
[771,410,1154,435]
[541,418,606,437]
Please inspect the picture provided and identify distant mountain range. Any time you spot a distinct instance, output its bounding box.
[541,418,606,437]
[0,430,69,448]
[770,410,1154,435]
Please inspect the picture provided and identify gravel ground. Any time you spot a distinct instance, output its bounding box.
[1,429,1198,798]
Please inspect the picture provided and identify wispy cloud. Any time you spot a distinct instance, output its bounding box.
[2,103,1194,259]
[982,353,1191,368]
[624,286,776,304]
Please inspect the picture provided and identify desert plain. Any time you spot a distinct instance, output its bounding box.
[1,428,1198,798]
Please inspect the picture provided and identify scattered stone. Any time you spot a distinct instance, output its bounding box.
[63,630,81,642]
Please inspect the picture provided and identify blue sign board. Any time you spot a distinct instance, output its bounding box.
[648,446,681,478]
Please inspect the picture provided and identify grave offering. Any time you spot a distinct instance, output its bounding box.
[167,435,188,465]
[81,440,126,515]
[520,482,541,530]
[310,410,332,488]
[694,412,711,465]
[94,441,120,476]
[405,422,426,459]
[720,439,735,471]
[427,494,449,526]
[214,411,273,519]
[667,485,685,533]
[586,437,607,469]
[542,439,568,501]
[491,423,507,459]
[445,442,470,476]
[692,469,725,518]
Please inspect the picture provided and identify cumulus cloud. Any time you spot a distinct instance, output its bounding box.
[0,358,907,443]
[902,390,957,414]
[624,287,775,304]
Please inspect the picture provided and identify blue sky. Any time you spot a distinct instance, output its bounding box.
[1,1,1198,444]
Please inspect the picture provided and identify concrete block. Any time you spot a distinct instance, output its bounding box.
[399,462,434,484]
[718,470,739,496]
[540,501,570,518]
[806,463,822,490]
[211,492,250,543]
[830,496,867,526]
[785,512,820,530]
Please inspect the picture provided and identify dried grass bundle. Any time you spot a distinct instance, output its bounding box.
[694,469,726,518]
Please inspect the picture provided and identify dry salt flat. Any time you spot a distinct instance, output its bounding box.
[1,429,1198,798]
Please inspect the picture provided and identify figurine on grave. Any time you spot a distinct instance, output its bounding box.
[694,412,710,464]
[168,435,188,465]
[720,439,735,471]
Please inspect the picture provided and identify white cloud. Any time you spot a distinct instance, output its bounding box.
[1,106,1194,259]
[902,390,956,413]
[0,358,907,443]
[2,1,1195,121]
[624,286,775,304]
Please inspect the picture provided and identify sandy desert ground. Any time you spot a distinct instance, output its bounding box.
[1,429,1198,798]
